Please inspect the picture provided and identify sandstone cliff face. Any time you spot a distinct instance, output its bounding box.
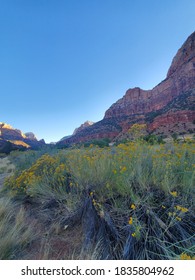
[148,110,195,135]
[0,123,25,141]
[0,122,45,152]
[167,31,195,77]
[58,32,195,145]
[105,32,195,119]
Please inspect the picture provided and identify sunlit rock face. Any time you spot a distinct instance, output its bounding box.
[0,122,46,152]
[58,32,195,145]
[0,123,13,129]
[0,123,25,141]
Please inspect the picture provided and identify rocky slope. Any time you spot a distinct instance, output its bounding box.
[0,122,45,153]
[73,121,95,135]
[58,32,195,145]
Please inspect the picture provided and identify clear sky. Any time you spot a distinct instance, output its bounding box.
[0,0,195,143]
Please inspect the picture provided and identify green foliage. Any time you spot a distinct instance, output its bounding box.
[171,133,178,142]
[5,153,74,198]
[143,134,165,144]
[8,146,59,171]
[127,124,147,140]
[1,141,195,259]
[83,138,111,148]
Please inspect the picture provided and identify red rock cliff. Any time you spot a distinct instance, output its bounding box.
[59,32,195,145]
[105,32,195,119]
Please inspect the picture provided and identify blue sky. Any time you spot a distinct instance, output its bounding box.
[0,0,195,143]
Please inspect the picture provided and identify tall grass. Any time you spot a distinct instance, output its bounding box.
[0,197,35,259]
[0,157,15,175]
[1,141,195,259]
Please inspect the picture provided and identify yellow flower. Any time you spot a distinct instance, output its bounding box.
[180,253,192,260]
[181,207,188,213]
[175,205,182,211]
[170,191,177,197]
[128,217,133,225]
[92,199,96,206]
[130,204,136,210]
[175,205,188,213]
[176,216,182,221]
[162,205,166,209]
[120,166,127,173]
[131,232,136,237]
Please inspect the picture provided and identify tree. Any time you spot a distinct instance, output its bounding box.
[127,124,147,141]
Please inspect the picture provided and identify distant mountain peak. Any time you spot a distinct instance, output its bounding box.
[167,31,195,77]
[24,132,37,140]
[0,122,45,153]
[73,121,95,135]
[0,122,13,129]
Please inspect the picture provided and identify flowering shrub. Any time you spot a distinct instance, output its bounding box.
[3,141,195,259]
[5,154,73,196]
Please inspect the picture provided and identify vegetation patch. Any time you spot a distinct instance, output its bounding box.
[0,140,194,259]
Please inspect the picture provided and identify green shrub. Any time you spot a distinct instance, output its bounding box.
[2,142,195,259]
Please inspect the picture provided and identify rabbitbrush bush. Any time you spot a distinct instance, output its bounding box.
[2,141,195,259]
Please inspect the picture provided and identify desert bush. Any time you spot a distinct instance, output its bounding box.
[5,153,74,199]
[2,141,195,259]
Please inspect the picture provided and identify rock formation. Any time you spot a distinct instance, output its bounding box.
[58,31,195,145]
[73,121,95,135]
[0,122,45,153]
[24,132,37,140]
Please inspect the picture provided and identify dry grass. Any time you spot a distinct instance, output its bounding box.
[0,157,15,191]
[1,141,195,259]
[0,197,35,259]
[0,157,15,174]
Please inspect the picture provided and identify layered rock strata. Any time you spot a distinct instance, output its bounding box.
[58,32,195,145]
